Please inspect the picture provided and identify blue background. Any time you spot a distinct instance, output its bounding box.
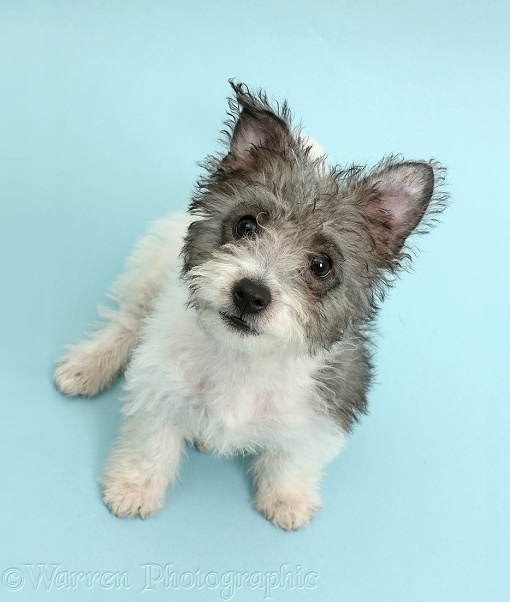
[1,1,508,600]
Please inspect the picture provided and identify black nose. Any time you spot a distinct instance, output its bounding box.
[232,278,272,315]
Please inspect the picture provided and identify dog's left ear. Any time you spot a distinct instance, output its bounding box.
[219,82,291,174]
[355,161,435,265]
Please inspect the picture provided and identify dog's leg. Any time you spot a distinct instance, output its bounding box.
[192,438,213,453]
[54,214,190,397]
[53,308,141,397]
[101,412,184,518]
[251,434,343,531]
[251,453,322,531]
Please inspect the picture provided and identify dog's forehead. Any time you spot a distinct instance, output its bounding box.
[276,178,353,236]
[222,169,354,249]
[250,165,348,215]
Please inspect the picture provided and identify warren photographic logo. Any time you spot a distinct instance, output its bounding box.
[2,563,318,599]
[1,565,129,592]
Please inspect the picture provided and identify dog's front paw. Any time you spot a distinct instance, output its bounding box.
[54,345,116,397]
[192,438,213,453]
[253,483,321,531]
[102,477,165,519]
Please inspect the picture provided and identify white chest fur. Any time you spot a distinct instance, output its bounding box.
[179,336,323,453]
[125,275,330,455]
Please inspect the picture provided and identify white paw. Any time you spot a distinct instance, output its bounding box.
[54,346,116,397]
[254,484,321,531]
[102,476,165,519]
[193,438,213,453]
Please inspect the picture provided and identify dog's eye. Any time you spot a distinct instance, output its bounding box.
[310,254,332,278]
[235,215,258,239]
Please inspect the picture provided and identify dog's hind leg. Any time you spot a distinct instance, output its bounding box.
[54,307,141,397]
[54,213,191,397]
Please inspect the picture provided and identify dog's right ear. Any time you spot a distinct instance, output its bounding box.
[219,81,292,175]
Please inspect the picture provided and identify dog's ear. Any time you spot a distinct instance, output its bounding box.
[355,161,435,265]
[219,81,291,174]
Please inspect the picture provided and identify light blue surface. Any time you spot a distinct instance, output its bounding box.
[1,1,508,600]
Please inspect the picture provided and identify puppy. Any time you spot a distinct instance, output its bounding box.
[54,81,446,530]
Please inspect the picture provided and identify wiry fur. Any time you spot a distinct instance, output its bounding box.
[54,81,446,530]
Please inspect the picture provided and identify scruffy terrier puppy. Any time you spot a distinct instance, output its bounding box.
[54,82,445,530]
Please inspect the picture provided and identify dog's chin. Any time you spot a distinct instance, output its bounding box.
[194,305,307,356]
[219,312,259,336]
[194,306,261,346]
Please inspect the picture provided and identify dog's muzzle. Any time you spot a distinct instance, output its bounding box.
[219,278,271,336]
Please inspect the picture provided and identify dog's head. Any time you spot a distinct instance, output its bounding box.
[181,81,446,355]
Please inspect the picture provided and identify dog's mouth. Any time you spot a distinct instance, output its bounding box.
[219,312,259,336]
